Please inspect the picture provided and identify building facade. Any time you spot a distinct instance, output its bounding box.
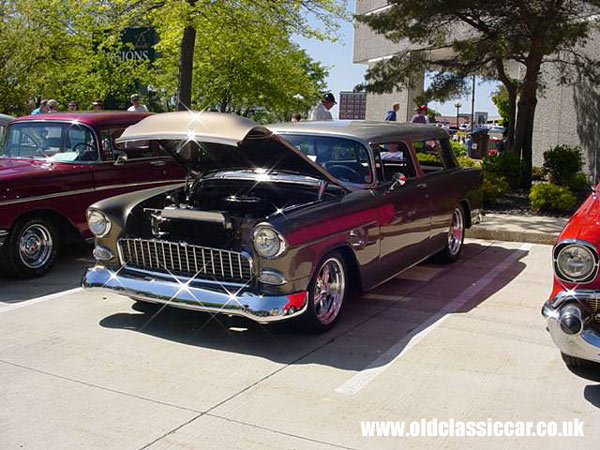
[353,0,600,172]
[338,91,367,119]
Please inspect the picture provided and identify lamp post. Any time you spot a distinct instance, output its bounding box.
[454,100,462,128]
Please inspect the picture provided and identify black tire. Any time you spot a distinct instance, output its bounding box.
[437,204,465,263]
[297,251,348,333]
[1,216,59,278]
[561,353,600,369]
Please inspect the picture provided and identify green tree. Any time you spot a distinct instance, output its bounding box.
[491,86,510,126]
[0,0,150,114]
[358,0,600,188]
[117,0,347,110]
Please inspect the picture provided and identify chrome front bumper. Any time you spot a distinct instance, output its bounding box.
[542,290,600,363]
[82,265,308,323]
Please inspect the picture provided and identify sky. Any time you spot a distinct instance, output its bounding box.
[294,4,500,120]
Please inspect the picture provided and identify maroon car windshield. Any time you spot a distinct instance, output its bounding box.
[1,121,99,162]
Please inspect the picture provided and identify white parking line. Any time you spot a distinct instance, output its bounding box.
[335,243,533,395]
[0,288,83,314]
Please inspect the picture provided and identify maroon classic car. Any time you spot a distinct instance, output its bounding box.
[0,112,185,277]
[543,185,600,369]
[83,112,482,331]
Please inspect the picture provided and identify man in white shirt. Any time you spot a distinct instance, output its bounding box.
[127,94,149,112]
[309,93,336,121]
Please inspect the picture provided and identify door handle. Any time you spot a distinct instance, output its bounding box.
[150,160,166,167]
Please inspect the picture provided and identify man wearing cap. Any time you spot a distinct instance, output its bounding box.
[410,105,429,124]
[310,93,336,121]
[127,94,148,112]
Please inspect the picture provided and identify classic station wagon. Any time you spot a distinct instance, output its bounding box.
[83,112,482,331]
[0,112,185,277]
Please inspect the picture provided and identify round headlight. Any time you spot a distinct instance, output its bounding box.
[87,210,111,238]
[556,243,597,282]
[253,226,285,258]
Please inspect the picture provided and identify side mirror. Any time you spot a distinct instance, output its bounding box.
[114,153,128,165]
[390,172,407,190]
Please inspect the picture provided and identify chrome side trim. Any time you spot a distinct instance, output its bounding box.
[0,180,184,207]
[0,229,8,247]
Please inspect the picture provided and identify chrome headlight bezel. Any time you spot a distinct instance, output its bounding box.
[253,225,286,259]
[554,241,599,283]
[87,209,111,238]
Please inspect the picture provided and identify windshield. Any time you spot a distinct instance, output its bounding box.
[1,122,98,162]
[281,134,373,185]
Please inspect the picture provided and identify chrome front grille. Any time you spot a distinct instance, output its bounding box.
[118,238,252,283]
[585,298,600,323]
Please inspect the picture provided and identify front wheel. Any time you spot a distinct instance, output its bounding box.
[437,205,465,263]
[297,252,348,333]
[2,216,59,278]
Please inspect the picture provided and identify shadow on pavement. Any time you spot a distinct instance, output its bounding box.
[0,244,93,303]
[99,242,529,371]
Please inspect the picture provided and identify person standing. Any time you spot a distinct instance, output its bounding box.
[309,93,336,121]
[127,94,149,112]
[47,99,59,113]
[410,106,428,124]
[67,101,77,111]
[91,99,104,110]
[384,103,400,121]
[465,134,474,157]
[31,99,49,115]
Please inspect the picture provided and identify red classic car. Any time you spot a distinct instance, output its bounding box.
[543,185,600,369]
[0,112,185,277]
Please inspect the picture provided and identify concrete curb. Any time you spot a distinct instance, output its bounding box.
[466,226,558,245]
[465,213,568,245]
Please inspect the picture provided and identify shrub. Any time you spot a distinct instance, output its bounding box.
[567,172,589,193]
[529,183,576,213]
[450,140,466,157]
[458,156,482,169]
[482,152,523,188]
[531,166,546,182]
[483,172,510,207]
[542,145,583,186]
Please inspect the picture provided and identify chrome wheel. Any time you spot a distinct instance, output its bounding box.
[313,257,346,325]
[18,224,53,269]
[447,207,465,257]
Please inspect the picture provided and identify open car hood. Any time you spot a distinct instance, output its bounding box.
[116,111,345,188]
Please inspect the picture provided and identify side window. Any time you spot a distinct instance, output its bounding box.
[101,128,158,160]
[440,138,458,169]
[375,142,417,182]
[413,139,446,175]
[65,125,98,161]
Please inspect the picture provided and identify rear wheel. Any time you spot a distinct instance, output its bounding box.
[561,353,600,369]
[297,251,347,333]
[437,205,465,263]
[2,216,59,278]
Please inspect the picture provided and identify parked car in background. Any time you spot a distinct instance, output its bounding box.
[0,112,186,277]
[83,112,482,331]
[542,185,600,369]
[0,113,14,143]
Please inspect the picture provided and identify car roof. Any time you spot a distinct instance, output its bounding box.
[11,111,151,128]
[267,120,449,143]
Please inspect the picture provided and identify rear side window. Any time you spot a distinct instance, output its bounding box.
[101,128,170,161]
[413,139,446,175]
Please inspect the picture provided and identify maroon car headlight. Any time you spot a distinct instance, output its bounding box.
[555,243,598,282]
[253,225,286,259]
[87,209,111,238]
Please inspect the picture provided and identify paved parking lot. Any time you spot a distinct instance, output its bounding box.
[0,239,598,449]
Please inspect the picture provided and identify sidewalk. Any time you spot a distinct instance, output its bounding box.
[466,213,568,245]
